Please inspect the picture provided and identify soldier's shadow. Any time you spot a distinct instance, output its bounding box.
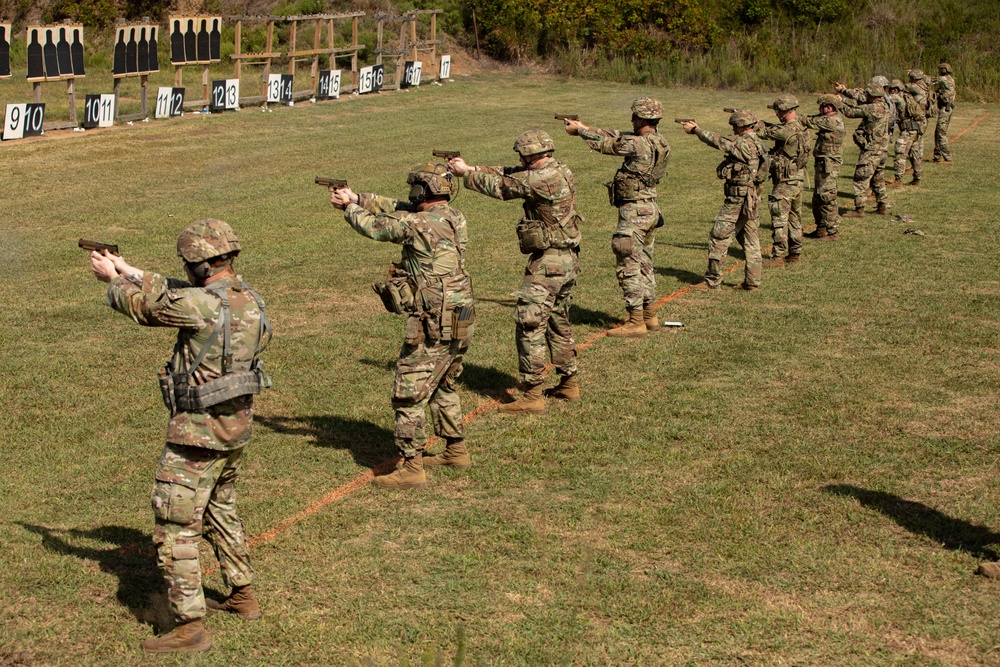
[357,358,518,399]
[569,303,619,328]
[18,523,168,630]
[654,266,704,285]
[255,415,394,469]
[822,484,1000,561]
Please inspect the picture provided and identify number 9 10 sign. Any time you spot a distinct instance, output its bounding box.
[4,103,45,140]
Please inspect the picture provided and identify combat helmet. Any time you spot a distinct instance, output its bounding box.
[869,76,889,88]
[407,161,456,197]
[513,130,556,157]
[177,218,241,263]
[768,93,799,112]
[908,69,925,81]
[631,97,664,120]
[865,83,885,98]
[938,62,952,74]
[728,109,757,128]
[889,79,904,91]
[816,94,839,108]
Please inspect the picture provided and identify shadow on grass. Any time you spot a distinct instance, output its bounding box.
[357,358,518,399]
[476,296,517,308]
[18,523,167,629]
[569,303,620,328]
[654,265,704,285]
[822,484,1000,560]
[256,414,395,468]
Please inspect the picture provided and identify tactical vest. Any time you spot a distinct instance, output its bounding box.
[810,115,845,158]
[716,133,769,192]
[517,161,582,254]
[159,281,272,414]
[611,132,670,204]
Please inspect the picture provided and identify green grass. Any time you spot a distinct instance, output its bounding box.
[0,74,998,666]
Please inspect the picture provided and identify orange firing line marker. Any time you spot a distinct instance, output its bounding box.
[226,245,771,559]
[950,113,989,143]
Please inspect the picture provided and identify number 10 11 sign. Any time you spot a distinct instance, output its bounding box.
[83,94,115,128]
[3,103,45,140]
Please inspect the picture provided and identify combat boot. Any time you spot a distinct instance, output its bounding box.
[498,382,545,414]
[785,254,802,265]
[543,374,580,403]
[206,584,262,621]
[642,304,660,332]
[373,453,427,489]
[842,207,865,219]
[907,178,921,186]
[805,227,828,238]
[875,202,889,215]
[423,439,472,469]
[141,620,212,654]
[762,256,785,268]
[888,176,904,188]
[733,283,759,291]
[977,562,1000,578]
[606,309,647,338]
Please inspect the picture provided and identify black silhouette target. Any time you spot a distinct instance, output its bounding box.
[0,24,11,78]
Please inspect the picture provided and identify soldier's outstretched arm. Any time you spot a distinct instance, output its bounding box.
[105,270,203,329]
[578,127,635,156]
[462,169,533,202]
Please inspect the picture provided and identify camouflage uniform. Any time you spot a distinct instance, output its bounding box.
[756,95,812,259]
[576,99,669,310]
[838,86,891,211]
[907,71,933,167]
[801,97,845,235]
[343,193,474,459]
[933,64,956,162]
[888,80,925,183]
[694,111,768,288]
[106,238,267,624]
[463,153,582,385]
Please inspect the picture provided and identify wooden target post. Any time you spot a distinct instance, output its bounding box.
[230,16,280,104]
[404,9,442,82]
[284,12,365,99]
[111,19,161,121]
[168,15,222,108]
[23,21,86,129]
[375,10,442,90]
[374,14,414,90]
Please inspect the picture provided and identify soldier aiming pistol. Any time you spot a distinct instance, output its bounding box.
[79,239,120,256]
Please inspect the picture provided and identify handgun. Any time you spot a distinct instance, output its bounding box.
[432,150,461,159]
[674,118,695,123]
[315,176,348,189]
[78,239,120,256]
[554,114,579,121]
[723,108,737,113]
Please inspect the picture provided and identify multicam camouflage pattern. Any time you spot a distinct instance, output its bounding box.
[513,129,556,156]
[344,194,474,457]
[176,219,241,263]
[464,157,581,383]
[801,111,845,233]
[756,117,811,258]
[151,444,253,622]
[631,96,664,120]
[578,125,670,308]
[729,110,757,128]
[106,266,265,624]
[933,72,956,161]
[408,162,458,196]
[892,84,925,180]
[838,92,891,209]
[695,126,767,288]
[907,77,933,161]
[768,93,799,111]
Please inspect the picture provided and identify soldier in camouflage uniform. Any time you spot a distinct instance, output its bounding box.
[887,79,924,187]
[906,69,933,181]
[756,94,812,266]
[563,97,670,337]
[834,81,891,217]
[329,163,475,487]
[448,131,582,412]
[89,219,272,653]
[932,62,956,163]
[680,111,768,290]
[802,94,845,239]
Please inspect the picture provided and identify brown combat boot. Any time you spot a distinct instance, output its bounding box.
[805,227,828,238]
[206,584,262,621]
[763,256,785,268]
[141,620,212,654]
[607,308,647,338]
[875,202,889,215]
[423,439,472,469]
[888,176,903,187]
[733,283,759,291]
[498,382,545,414]
[642,304,660,332]
[543,374,580,403]
[785,254,802,265]
[977,562,1000,578]
[842,208,865,219]
[373,452,427,489]
[907,178,921,186]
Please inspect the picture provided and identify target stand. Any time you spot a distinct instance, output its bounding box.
[22,21,85,131]
[167,15,223,109]
[111,19,161,121]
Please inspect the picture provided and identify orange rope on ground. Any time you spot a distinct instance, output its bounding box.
[950,113,989,143]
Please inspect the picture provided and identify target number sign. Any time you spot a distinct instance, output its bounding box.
[401,61,422,88]
[439,55,451,80]
[317,69,341,100]
[3,103,45,140]
[83,94,115,128]
[155,87,185,119]
[358,64,383,94]
[267,74,293,104]
[211,79,240,111]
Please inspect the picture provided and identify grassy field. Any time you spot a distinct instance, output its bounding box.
[0,74,998,666]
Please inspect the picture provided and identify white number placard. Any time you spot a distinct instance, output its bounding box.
[4,102,44,140]
[155,87,185,119]
[358,64,384,94]
[83,93,114,128]
[267,73,293,104]
[401,60,422,88]
[210,79,240,112]
[225,79,239,109]
[439,55,451,80]
[317,69,341,100]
